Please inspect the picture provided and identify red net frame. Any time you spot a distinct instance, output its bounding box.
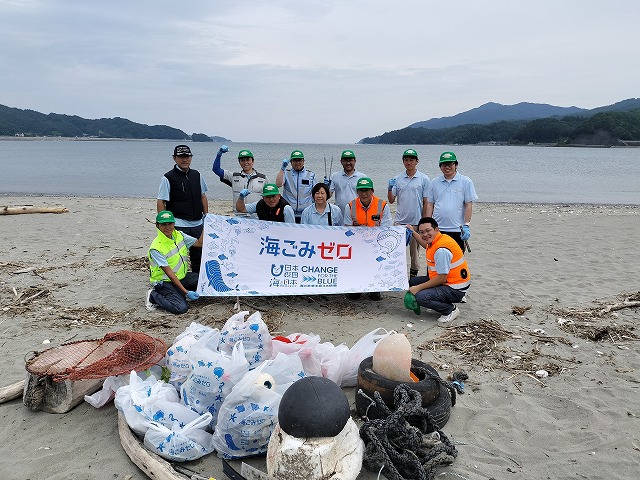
[25,330,166,382]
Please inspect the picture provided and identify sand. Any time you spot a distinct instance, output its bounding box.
[0,195,638,480]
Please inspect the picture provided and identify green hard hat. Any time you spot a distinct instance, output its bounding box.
[238,149,254,159]
[403,148,419,159]
[403,291,421,315]
[356,177,374,190]
[262,183,280,196]
[156,210,175,224]
[439,151,457,163]
[290,150,305,160]
[341,149,356,159]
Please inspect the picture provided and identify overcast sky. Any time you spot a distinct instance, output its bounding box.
[1,1,638,143]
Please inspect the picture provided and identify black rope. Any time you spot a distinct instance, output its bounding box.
[359,384,458,480]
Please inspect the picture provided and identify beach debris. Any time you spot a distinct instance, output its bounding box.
[535,370,549,378]
[512,305,532,315]
[0,205,68,215]
[268,376,363,480]
[360,384,457,479]
[104,255,148,271]
[419,319,576,380]
[0,379,26,404]
[372,333,413,382]
[532,328,545,334]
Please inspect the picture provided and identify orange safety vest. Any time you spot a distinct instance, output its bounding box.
[426,232,471,289]
[349,196,387,227]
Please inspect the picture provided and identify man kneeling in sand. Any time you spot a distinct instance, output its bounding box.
[146,210,203,314]
[405,217,470,323]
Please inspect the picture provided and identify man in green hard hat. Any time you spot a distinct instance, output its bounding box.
[328,149,368,213]
[212,145,270,216]
[236,183,295,223]
[426,151,478,253]
[146,210,204,314]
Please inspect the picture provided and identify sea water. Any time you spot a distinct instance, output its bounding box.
[0,139,638,204]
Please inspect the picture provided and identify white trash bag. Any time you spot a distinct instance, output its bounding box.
[114,371,180,435]
[212,353,304,459]
[180,340,250,426]
[340,327,393,387]
[219,311,272,366]
[165,323,220,389]
[144,412,215,461]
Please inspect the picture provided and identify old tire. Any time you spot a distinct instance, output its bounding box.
[356,382,452,431]
[356,356,440,418]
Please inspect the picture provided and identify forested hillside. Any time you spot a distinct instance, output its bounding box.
[1,104,192,140]
[361,110,640,146]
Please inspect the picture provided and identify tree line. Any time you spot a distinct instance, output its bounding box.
[0,104,219,141]
[360,110,640,146]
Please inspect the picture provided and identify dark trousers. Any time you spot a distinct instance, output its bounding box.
[409,276,466,315]
[441,230,466,253]
[150,272,199,314]
[175,225,203,272]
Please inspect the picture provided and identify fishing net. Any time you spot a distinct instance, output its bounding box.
[25,330,166,382]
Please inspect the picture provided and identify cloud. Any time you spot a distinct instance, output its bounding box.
[1,0,638,142]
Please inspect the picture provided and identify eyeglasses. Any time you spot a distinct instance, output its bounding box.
[440,162,455,167]
[238,157,253,162]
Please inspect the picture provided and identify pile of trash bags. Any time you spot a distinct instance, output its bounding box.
[85,311,392,461]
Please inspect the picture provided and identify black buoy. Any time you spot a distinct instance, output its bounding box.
[278,376,350,438]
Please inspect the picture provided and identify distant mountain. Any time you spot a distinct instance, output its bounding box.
[0,104,230,141]
[408,102,586,129]
[359,98,640,146]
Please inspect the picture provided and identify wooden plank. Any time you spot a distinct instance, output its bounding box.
[23,373,103,413]
[0,379,25,404]
[117,412,183,480]
[0,205,68,215]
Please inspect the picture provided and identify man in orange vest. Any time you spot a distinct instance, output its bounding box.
[344,177,391,301]
[405,217,470,322]
[343,177,392,227]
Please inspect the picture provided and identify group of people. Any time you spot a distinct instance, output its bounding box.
[146,144,477,322]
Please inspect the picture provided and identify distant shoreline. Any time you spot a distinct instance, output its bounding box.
[1,193,638,209]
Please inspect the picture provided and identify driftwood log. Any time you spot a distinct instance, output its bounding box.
[0,205,68,215]
[23,372,102,413]
[0,380,25,404]
[117,412,183,480]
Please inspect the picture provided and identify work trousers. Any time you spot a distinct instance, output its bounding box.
[150,272,199,314]
[409,276,466,315]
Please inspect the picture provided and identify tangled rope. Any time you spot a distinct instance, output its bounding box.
[359,384,458,480]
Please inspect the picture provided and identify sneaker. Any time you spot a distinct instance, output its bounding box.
[368,292,382,301]
[460,294,467,303]
[145,289,157,312]
[437,306,459,323]
[409,268,419,278]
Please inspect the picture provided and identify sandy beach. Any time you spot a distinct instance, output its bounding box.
[0,195,638,480]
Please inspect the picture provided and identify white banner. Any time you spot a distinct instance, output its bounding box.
[197,214,408,296]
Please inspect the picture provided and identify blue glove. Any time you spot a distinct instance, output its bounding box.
[281,158,289,171]
[323,176,331,186]
[460,224,471,241]
[218,145,229,154]
[388,178,396,191]
[186,291,199,301]
[239,188,251,199]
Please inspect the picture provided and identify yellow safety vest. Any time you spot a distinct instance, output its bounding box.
[148,229,189,283]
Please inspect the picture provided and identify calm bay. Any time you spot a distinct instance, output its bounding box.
[1,138,638,205]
